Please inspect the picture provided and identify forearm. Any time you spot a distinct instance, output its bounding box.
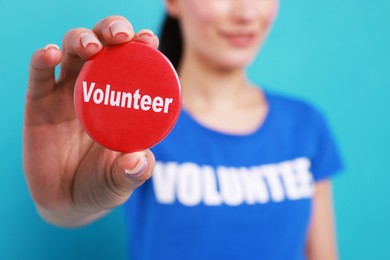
[306,180,338,260]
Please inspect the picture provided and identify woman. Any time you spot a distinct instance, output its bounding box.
[23,0,342,259]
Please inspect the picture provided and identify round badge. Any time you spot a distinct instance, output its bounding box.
[74,41,181,153]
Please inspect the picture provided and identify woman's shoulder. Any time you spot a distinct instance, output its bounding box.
[265,89,325,120]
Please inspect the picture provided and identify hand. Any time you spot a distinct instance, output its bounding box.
[23,16,159,227]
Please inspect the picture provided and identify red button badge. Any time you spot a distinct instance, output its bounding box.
[74,41,181,153]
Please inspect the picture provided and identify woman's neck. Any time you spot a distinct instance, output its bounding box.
[178,49,252,111]
[177,49,268,135]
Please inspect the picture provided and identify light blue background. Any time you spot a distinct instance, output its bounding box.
[0,0,389,259]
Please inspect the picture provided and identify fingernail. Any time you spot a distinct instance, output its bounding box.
[125,156,147,176]
[80,33,101,48]
[136,29,154,38]
[43,44,60,51]
[110,20,131,37]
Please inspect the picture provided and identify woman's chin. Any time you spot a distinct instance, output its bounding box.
[213,56,255,71]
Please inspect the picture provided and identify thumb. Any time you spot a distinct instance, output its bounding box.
[109,150,155,200]
[114,150,155,187]
[72,149,155,212]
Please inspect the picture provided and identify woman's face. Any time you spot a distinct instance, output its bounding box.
[167,0,279,70]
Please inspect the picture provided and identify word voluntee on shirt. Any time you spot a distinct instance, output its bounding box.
[152,157,314,206]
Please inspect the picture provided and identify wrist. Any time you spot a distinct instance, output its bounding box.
[36,205,110,228]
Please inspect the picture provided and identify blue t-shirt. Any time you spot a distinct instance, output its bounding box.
[124,91,343,260]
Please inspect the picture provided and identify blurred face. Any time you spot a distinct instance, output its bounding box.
[166,0,279,70]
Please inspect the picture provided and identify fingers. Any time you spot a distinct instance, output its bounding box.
[58,28,103,82]
[93,16,159,49]
[133,29,160,49]
[28,16,159,100]
[59,17,159,83]
[93,15,135,45]
[27,44,62,100]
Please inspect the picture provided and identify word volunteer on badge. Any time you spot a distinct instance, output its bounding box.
[82,81,174,114]
[74,42,181,153]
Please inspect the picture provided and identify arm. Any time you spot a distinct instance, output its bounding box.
[306,180,338,260]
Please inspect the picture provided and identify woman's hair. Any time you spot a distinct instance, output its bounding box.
[159,15,183,70]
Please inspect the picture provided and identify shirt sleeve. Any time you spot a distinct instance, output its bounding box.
[310,109,344,182]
